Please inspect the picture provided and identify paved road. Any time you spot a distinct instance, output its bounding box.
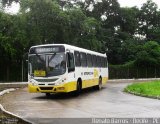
[1,80,160,124]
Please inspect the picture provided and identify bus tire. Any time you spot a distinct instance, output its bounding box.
[96,77,102,90]
[46,93,51,97]
[74,81,81,96]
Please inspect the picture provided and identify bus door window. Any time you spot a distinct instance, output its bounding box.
[67,52,75,72]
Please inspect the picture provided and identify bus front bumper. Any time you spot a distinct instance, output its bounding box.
[28,82,77,93]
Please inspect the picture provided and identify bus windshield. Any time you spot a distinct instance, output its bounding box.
[28,53,66,77]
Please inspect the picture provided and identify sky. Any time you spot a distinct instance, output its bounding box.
[118,0,160,8]
[5,2,20,14]
[5,0,160,14]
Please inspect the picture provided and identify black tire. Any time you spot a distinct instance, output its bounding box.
[74,81,81,96]
[95,77,102,90]
[46,93,51,97]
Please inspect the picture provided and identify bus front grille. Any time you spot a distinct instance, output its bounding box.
[39,87,53,90]
[35,78,58,82]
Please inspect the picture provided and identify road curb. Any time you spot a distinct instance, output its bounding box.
[0,88,15,96]
[124,89,160,100]
[0,87,34,124]
[109,78,160,81]
[0,104,33,124]
[0,82,28,85]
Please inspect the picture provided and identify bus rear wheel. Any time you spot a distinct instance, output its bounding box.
[95,77,102,90]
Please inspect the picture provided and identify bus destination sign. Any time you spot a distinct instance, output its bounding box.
[29,46,65,54]
[36,47,59,53]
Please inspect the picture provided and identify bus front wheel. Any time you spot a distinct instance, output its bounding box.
[46,93,51,97]
[74,81,81,96]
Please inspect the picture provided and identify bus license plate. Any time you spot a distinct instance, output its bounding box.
[34,70,46,77]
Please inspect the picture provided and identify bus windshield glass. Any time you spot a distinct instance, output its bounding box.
[28,53,66,77]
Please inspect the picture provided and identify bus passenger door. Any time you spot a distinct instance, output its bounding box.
[66,52,76,90]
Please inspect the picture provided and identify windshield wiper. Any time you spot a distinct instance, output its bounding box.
[48,53,56,63]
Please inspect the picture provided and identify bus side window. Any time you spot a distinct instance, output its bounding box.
[92,55,97,67]
[80,52,87,67]
[91,55,94,67]
[96,56,99,67]
[100,57,103,67]
[74,51,81,67]
[87,54,92,67]
[105,58,108,67]
[102,57,105,67]
[67,52,75,72]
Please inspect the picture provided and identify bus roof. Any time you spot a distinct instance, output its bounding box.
[30,44,107,57]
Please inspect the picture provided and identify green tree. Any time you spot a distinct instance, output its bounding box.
[1,0,19,7]
[0,11,25,81]
[135,41,160,66]
[138,0,159,40]
[119,7,139,36]
[20,0,62,45]
[20,0,102,51]
[121,38,144,62]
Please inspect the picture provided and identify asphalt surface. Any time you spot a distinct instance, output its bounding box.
[1,80,160,124]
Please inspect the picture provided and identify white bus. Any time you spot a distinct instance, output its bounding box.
[28,44,108,96]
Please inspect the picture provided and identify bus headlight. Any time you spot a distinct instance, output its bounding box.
[31,82,36,86]
[29,79,37,86]
[56,77,67,85]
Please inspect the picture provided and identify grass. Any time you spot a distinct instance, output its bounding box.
[124,80,160,99]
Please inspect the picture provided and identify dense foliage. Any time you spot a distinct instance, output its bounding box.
[0,0,160,81]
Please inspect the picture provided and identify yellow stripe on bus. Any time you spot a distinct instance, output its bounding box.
[28,77,108,93]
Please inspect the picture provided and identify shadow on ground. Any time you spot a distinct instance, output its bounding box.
[33,87,106,100]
